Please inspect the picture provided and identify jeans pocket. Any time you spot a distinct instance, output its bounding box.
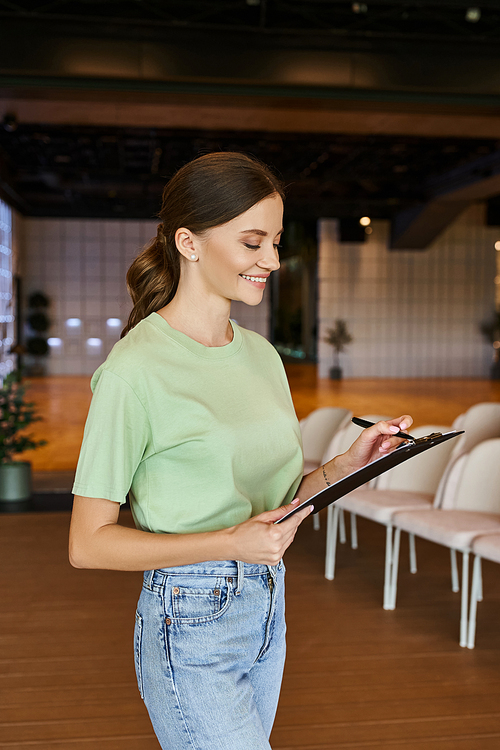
[170,576,232,624]
[133,610,145,699]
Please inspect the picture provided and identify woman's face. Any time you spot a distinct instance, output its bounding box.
[182,193,283,306]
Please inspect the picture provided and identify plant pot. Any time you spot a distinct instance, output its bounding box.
[329,366,343,380]
[0,461,32,504]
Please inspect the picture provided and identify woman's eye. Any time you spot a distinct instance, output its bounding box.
[243,243,260,250]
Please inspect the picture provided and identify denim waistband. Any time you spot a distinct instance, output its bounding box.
[143,559,283,596]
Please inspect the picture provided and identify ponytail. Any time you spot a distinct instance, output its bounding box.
[121,152,284,337]
[121,224,180,338]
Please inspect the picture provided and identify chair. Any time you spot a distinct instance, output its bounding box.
[325,402,500,610]
[301,407,352,475]
[300,407,352,530]
[325,424,454,610]
[323,415,391,563]
[467,533,500,649]
[391,439,500,647]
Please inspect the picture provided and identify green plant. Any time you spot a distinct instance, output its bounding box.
[324,320,353,367]
[0,372,47,463]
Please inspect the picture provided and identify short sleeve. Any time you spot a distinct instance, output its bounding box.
[72,369,152,504]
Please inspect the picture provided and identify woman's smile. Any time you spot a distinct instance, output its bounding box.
[239,273,269,288]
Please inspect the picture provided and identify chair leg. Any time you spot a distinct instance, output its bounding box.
[383,525,394,610]
[350,513,358,550]
[459,550,469,648]
[313,512,320,531]
[467,555,481,649]
[325,505,340,580]
[409,533,417,574]
[450,548,459,593]
[477,558,483,602]
[339,509,346,544]
[389,527,401,610]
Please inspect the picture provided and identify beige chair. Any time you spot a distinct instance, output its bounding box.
[323,415,391,562]
[391,439,500,647]
[300,407,352,531]
[326,403,500,610]
[301,407,352,475]
[325,424,454,610]
[467,533,500,649]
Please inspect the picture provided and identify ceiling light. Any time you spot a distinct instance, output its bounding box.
[465,7,481,22]
[359,216,371,226]
[495,241,500,251]
[352,2,368,13]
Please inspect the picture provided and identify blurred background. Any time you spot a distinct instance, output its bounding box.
[2,3,500,748]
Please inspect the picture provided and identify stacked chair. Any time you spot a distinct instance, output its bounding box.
[323,402,500,644]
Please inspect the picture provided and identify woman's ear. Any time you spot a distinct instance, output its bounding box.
[174,228,198,261]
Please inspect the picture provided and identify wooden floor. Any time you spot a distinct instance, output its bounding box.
[2,368,500,748]
[22,367,500,472]
[1,511,500,749]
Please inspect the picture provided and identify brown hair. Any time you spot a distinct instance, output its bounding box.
[121,151,285,337]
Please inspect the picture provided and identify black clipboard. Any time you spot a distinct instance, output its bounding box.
[276,429,464,524]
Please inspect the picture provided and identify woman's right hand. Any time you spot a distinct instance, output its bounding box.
[224,499,313,566]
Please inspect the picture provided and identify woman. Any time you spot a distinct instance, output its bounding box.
[69,151,411,750]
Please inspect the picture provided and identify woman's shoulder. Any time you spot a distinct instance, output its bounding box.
[89,317,163,393]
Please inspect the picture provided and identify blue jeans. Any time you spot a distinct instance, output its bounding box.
[134,560,286,750]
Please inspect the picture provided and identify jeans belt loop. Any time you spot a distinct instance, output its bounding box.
[235,560,244,595]
[144,569,155,590]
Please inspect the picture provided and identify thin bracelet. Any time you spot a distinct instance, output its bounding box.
[322,465,331,487]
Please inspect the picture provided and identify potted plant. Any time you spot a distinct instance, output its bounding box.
[480,312,500,379]
[324,320,353,379]
[0,372,47,508]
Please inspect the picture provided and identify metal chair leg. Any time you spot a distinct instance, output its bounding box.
[409,533,417,574]
[339,508,346,544]
[450,548,459,593]
[313,512,320,531]
[383,525,394,610]
[388,526,401,610]
[350,512,358,550]
[459,550,469,648]
[467,555,481,649]
[325,505,340,580]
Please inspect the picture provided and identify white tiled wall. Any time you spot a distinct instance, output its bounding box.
[22,218,271,375]
[318,204,496,378]
[0,200,16,380]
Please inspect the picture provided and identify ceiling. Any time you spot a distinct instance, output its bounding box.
[1,123,499,221]
[2,0,500,47]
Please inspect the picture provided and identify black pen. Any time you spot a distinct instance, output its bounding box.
[351,417,415,442]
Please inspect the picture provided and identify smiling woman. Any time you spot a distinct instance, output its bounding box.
[69,151,411,750]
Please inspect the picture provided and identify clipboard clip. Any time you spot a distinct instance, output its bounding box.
[411,432,443,445]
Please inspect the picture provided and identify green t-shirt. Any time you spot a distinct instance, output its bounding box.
[72,312,304,534]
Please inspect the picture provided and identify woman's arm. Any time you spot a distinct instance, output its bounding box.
[69,495,313,571]
[295,414,413,501]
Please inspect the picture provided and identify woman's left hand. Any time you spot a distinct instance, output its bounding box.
[342,415,413,474]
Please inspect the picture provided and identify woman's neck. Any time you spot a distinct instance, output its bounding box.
[157,289,233,348]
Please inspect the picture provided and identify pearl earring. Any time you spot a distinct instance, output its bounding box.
[190,254,197,260]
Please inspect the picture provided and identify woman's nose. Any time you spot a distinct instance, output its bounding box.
[259,245,280,272]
